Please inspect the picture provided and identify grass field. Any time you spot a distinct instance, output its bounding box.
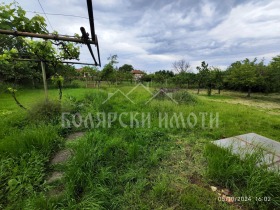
[0,85,279,209]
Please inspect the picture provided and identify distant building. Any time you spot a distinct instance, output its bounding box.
[76,68,87,77]
[131,70,145,81]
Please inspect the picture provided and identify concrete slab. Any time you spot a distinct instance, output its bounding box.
[212,133,280,173]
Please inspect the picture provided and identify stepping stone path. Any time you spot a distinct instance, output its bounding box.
[212,133,280,173]
[50,149,72,165]
[46,171,64,184]
[46,132,85,184]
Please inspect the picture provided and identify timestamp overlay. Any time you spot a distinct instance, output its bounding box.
[218,196,272,203]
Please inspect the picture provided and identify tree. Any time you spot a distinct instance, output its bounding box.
[107,54,118,66]
[0,2,48,86]
[119,64,134,73]
[172,59,190,73]
[101,63,115,84]
[0,2,80,87]
[101,55,119,85]
[51,74,64,100]
[212,67,224,94]
[226,58,264,97]
[154,70,174,84]
[267,55,280,92]
[196,61,210,95]
[0,2,47,54]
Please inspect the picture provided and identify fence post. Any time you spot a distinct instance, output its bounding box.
[41,61,48,101]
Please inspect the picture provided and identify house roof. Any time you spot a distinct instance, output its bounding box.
[131,70,144,74]
[76,68,83,72]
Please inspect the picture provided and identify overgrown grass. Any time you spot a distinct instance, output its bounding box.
[205,143,280,210]
[0,86,280,209]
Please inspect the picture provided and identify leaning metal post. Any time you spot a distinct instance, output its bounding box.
[40,61,48,101]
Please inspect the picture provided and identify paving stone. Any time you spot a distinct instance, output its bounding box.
[66,131,85,142]
[46,171,64,183]
[50,149,72,165]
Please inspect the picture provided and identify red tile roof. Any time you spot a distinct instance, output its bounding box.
[131,70,144,74]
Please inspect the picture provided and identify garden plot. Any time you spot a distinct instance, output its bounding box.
[212,133,280,173]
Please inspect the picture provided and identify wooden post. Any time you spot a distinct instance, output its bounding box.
[41,61,48,101]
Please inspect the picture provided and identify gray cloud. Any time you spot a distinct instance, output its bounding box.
[5,0,280,71]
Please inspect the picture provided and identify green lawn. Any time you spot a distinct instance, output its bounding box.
[0,86,279,209]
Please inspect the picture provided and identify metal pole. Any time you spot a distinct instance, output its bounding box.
[41,61,48,101]
[0,29,96,45]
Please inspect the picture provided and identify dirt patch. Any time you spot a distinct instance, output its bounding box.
[51,149,72,165]
[66,131,85,142]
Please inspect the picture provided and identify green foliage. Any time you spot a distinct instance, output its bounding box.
[0,151,47,208]
[0,2,47,33]
[64,129,171,209]
[51,74,64,100]
[173,91,197,104]
[101,63,115,81]
[225,58,266,96]
[0,124,61,158]
[119,64,134,72]
[0,2,80,86]
[196,61,211,95]
[153,70,174,84]
[0,86,280,209]
[7,86,27,110]
[28,100,62,123]
[267,55,280,92]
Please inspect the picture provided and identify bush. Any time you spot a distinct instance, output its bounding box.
[28,100,61,123]
[64,81,81,89]
[173,91,197,104]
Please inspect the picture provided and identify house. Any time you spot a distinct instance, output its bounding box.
[131,70,145,81]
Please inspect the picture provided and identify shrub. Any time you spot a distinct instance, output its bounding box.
[28,100,61,123]
[173,91,197,104]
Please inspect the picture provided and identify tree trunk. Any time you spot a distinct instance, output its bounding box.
[197,83,200,94]
[207,85,212,96]
[58,84,62,100]
[218,88,221,94]
[12,92,27,110]
[247,87,251,97]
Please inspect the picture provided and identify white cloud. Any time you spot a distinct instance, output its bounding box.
[209,0,280,41]
[4,0,280,71]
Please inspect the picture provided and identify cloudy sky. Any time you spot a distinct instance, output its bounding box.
[5,0,280,72]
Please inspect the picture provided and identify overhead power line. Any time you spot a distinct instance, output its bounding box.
[37,0,54,31]
[26,10,89,20]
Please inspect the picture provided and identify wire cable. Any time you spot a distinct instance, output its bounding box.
[0,36,15,46]
[26,10,89,19]
[37,0,55,32]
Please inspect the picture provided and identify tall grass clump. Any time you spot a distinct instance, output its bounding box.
[205,143,280,209]
[63,128,171,209]
[0,151,47,209]
[0,124,62,158]
[28,100,61,123]
[173,91,198,104]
